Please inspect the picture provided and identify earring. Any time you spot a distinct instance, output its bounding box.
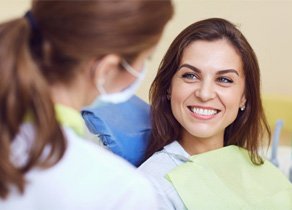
[240,105,245,111]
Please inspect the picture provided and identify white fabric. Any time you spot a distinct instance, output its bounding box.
[139,141,292,210]
[262,145,292,179]
[277,146,292,179]
[1,124,158,210]
[138,141,189,210]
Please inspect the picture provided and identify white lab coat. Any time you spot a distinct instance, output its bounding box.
[0,123,158,210]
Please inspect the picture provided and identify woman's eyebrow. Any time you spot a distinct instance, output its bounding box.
[179,64,240,76]
[178,64,200,73]
[216,69,239,76]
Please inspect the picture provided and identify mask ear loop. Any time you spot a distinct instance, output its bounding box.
[97,79,107,95]
[121,59,140,78]
[91,60,108,95]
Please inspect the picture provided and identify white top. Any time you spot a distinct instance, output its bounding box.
[139,141,292,210]
[0,124,158,210]
[138,141,190,210]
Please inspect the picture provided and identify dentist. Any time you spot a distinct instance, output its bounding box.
[0,0,173,209]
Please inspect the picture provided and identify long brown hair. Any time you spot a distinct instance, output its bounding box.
[146,18,270,165]
[0,0,173,199]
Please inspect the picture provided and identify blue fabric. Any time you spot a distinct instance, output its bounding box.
[81,96,151,166]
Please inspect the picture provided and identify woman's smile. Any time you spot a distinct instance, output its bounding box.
[187,105,220,120]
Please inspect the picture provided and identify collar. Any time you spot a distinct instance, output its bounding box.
[162,141,191,163]
[55,104,85,137]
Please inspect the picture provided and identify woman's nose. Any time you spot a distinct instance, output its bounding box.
[194,80,216,101]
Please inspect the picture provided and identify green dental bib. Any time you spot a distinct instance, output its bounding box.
[167,145,292,210]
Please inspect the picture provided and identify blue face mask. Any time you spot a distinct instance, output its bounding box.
[89,59,146,108]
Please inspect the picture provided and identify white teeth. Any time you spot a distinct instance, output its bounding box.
[191,107,217,116]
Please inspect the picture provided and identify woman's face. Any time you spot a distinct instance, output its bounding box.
[169,39,246,149]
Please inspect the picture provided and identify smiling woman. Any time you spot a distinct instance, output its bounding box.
[170,39,246,155]
[138,18,292,210]
[144,18,266,163]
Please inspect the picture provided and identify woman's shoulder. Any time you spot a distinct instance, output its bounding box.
[139,151,176,177]
[138,140,189,179]
[138,140,188,210]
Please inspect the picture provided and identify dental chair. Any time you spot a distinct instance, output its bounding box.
[262,94,292,182]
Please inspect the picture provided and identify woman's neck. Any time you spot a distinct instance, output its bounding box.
[180,131,224,155]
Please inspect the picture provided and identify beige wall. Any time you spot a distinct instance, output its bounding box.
[0,1,30,22]
[1,0,291,101]
[137,0,292,102]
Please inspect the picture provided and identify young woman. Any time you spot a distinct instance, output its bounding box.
[0,0,173,209]
[139,18,292,210]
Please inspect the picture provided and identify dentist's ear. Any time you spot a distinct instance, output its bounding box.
[90,54,122,94]
[91,54,121,83]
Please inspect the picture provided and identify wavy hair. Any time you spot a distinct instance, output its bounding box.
[146,18,270,165]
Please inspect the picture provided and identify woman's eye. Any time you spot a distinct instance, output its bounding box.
[182,73,197,80]
[217,77,233,83]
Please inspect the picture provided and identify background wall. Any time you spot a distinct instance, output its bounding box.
[0,1,30,22]
[137,0,292,101]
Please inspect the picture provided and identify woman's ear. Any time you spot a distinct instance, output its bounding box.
[240,95,247,110]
